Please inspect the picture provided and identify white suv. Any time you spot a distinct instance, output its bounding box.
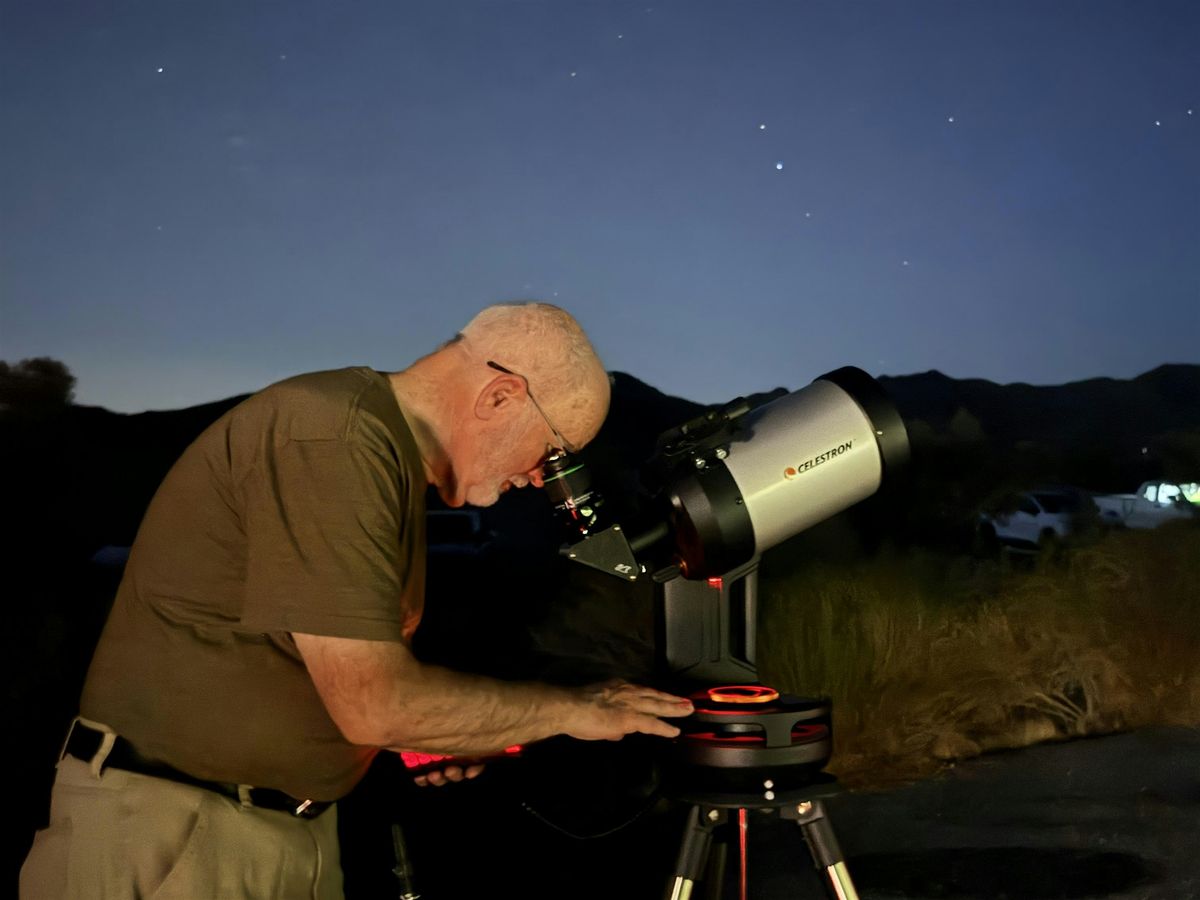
[978,489,1097,552]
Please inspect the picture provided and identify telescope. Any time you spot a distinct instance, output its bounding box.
[545,365,908,583]
[543,366,910,900]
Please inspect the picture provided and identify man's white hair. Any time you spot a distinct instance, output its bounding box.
[458,302,609,435]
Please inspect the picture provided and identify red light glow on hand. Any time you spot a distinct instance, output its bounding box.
[398,745,522,770]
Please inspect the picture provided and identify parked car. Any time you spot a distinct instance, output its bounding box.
[977,487,1100,552]
[1092,481,1200,530]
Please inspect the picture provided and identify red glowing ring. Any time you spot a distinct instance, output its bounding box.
[705,685,780,704]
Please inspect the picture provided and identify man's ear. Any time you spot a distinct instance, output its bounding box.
[474,373,525,421]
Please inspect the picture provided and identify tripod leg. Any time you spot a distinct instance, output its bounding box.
[666,805,724,900]
[390,821,420,900]
[699,839,727,900]
[787,800,860,900]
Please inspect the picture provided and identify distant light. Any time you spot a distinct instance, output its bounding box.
[804,211,811,217]
[570,71,577,77]
[759,123,766,130]
[617,33,623,38]
[156,67,164,73]
[707,577,723,588]
[947,116,955,123]
[1155,120,1162,126]
[775,161,784,170]
[1189,109,1195,115]
[902,260,910,266]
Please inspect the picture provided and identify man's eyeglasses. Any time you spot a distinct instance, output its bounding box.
[486,360,578,454]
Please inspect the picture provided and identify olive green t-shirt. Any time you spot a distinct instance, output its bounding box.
[81,368,426,800]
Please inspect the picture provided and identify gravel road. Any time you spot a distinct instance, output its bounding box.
[742,726,1200,899]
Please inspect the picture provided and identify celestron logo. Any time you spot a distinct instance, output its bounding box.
[784,440,853,480]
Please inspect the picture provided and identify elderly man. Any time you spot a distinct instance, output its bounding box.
[22,302,692,899]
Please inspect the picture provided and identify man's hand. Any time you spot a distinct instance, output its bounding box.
[413,762,486,788]
[563,679,694,741]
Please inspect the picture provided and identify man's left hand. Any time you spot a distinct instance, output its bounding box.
[413,763,486,787]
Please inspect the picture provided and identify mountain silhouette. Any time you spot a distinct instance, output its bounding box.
[3,363,1197,559]
[878,364,1199,454]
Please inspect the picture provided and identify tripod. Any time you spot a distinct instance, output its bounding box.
[653,561,864,898]
[665,779,858,900]
[652,678,858,900]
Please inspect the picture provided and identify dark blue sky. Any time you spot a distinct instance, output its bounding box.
[2,1,1197,412]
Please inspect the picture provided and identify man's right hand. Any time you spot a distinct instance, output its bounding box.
[563,679,694,741]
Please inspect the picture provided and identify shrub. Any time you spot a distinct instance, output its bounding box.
[757,523,1200,788]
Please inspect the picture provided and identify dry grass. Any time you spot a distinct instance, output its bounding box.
[756,523,1200,790]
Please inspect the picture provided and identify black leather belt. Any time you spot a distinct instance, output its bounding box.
[64,722,333,819]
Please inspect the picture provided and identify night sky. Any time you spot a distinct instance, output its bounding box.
[2,1,1197,413]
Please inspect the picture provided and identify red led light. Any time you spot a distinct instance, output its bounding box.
[707,577,723,588]
[399,746,524,769]
[682,724,829,746]
[684,731,765,744]
[706,685,780,704]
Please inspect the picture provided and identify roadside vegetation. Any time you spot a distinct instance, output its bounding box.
[757,522,1200,790]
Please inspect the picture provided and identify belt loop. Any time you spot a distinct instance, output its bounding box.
[60,716,120,777]
[90,731,117,779]
[237,784,254,808]
[57,717,82,763]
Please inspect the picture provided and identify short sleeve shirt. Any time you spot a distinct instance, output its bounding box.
[80,368,426,800]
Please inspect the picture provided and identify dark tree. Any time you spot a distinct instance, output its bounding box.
[0,357,76,414]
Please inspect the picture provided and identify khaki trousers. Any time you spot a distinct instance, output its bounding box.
[21,748,343,899]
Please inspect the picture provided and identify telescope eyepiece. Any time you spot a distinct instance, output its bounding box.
[542,451,601,534]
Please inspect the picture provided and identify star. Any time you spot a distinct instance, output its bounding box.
[1155,120,1162,126]
[570,71,577,77]
[804,212,811,218]
[902,260,910,266]
[775,161,784,171]
[947,116,955,123]
[758,123,766,130]
[156,67,164,73]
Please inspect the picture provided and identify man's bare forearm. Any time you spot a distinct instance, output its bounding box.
[293,632,689,755]
[376,660,577,755]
